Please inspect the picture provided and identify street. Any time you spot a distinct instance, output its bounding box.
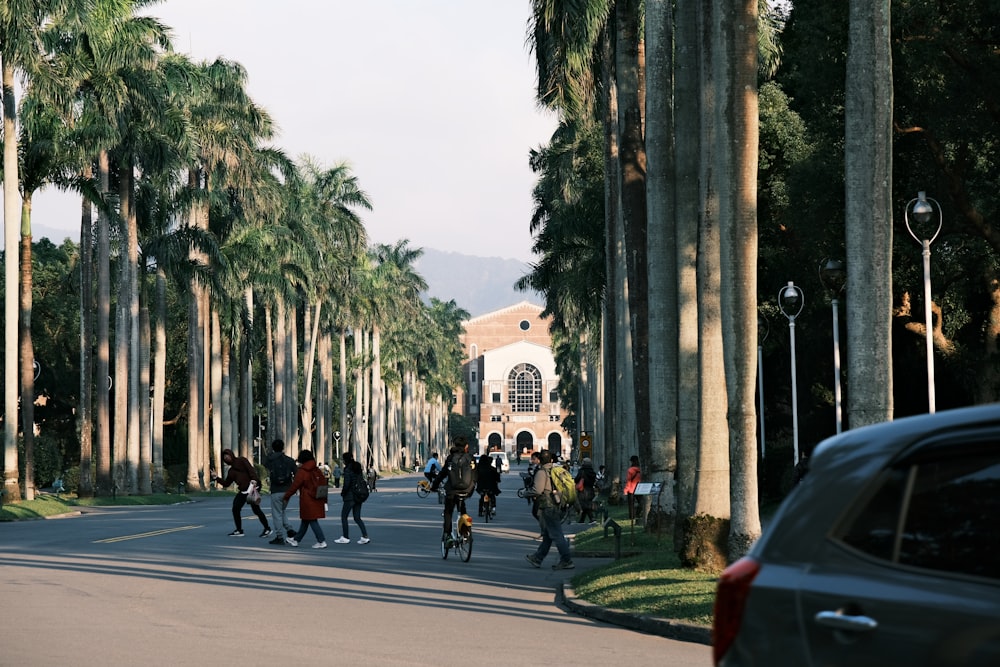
[0,470,710,666]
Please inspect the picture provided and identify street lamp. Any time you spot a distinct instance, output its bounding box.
[819,259,846,433]
[778,281,804,465]
[757,315,769,459]
[904,191,943,414]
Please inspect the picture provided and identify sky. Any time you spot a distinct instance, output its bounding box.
[29,0,559,262]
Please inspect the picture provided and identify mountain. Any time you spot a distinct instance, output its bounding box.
[414,248,543,317]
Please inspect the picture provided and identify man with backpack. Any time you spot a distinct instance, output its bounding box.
[524,449,574,570]
[263,439,298,545]
[430,436,476,544]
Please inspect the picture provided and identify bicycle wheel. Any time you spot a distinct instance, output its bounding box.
[417,483,429,499]
[441,535,450,559]
[517,487,527,499]
[458,534,472,562]
[483,496,492,523]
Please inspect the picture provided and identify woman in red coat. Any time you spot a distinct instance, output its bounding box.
[282,449,328,548]
[624,455,642,519]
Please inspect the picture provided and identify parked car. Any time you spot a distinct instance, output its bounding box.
[714,403,1000,666]
[488,451,510,474]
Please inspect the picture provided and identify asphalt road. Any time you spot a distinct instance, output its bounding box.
[0,470,710,666]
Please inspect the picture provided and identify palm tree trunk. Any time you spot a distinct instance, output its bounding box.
[114,167,130,494]
[138,290,152,495]
[78,171,95,497]
[845,0,894,427]
[126,166,141,495]
[3,63,22,501]
[719,0,762,559]
[95,149,112,496]
[153,267,167,492]
[19,199,35,501]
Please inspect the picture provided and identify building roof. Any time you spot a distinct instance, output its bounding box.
[463,300,544,325]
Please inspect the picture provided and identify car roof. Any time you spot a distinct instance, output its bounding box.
[757,403,1000,558]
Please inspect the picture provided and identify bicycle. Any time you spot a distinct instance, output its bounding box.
[479,490,496,523]
[441,495,473,562]
[416,478,432,498]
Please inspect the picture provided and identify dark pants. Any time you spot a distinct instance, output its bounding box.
[442,493,468,537]
[340,498,367,539]
[233,492,269,531]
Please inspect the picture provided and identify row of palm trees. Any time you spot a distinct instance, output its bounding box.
[2,0,467,501]
[524,1,893,566]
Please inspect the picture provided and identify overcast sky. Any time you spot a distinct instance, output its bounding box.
[28,0,558,262]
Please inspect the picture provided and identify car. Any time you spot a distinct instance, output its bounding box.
[488,451,510,474]
[713,403,1000,667]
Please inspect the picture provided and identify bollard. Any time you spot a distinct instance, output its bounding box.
[603,519,622,559]
[177,482,184,495]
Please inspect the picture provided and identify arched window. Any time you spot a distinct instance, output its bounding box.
[508,363,541,413]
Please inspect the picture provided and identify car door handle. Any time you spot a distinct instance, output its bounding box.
[814,610,879,632]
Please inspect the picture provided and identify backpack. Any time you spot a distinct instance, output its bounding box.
[309,466,329,500]
[352,470,370,502]
[274,455,296,487]
[549,464,578,508]
[447,452,476,493]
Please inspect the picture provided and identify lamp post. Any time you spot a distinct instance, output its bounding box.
[904,191,943,414]
[819,259,847,433]
[778,281,804,465]
[757,315,769,459]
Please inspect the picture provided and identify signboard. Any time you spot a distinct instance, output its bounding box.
[580,432,593,457]
[633,482,661,496]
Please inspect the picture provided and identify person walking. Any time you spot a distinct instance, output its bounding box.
[336,452,370,545]
[211,448,271,537]
[524,449,574,570]
[282,449,328,548]
[624,455,642,520]
[332,462,342,488]
[263,439,298,544]
[574,457,598,523]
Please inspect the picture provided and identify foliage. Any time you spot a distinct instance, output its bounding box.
[448,412,478,444]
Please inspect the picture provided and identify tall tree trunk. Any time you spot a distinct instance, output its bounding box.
[19,198,35,501]
[644,0,678,518]
[616,0,652,484]
[78,170,95,497]
[339,328,348,459]
[719,0,762,560]
[3,63,22,501]
[845,0,894,427]
[210,308,223,473]
[95,150,112,496]
[273,299,288,448]
[673,0,701,533]
[138,290,152,495]
[152,267,167,492]
[126,166,141,495]
[114,166,130,494]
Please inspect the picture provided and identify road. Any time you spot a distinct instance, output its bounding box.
[0,470,710,666]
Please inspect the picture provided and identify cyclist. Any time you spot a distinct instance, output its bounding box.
[424,452,440,483]
[430,437,476,543]
[475,453,501,517]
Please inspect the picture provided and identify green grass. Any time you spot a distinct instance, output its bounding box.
[0,492,196,521]
[569,506,719,627]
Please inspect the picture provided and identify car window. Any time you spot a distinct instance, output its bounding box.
[838,444,1000,581]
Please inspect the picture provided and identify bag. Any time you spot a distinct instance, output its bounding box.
[447,452,476,494]
[576,478,585,492]
[274,455,296,487]
[549,464,578,508]
[246,482,261,505]
[352,473,370,502]
[309,467,328,500]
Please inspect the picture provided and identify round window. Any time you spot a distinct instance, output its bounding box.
[519,319,530,331]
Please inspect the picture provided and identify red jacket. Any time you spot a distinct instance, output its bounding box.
[283,460,326,520]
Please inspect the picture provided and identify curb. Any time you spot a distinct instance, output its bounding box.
[558,582,712,646]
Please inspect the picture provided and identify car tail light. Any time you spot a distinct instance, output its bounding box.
[712,556,761,665]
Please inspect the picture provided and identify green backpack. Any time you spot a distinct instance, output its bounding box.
[548,464,578,508]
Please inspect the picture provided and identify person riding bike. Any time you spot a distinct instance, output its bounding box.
[430,437,476,543]
[424,452,441,483]
[475,453,501,517]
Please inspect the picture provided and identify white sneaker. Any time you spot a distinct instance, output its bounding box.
[312,541,328,549]
[285,537,299,547]
[334,536,351,544]
[357,537,370,545]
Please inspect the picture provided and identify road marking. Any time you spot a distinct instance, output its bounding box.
[94,525,203,543]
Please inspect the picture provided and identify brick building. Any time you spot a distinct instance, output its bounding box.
[456,301,570,458]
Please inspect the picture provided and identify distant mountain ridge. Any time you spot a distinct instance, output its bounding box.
[31,224,540,319]
[415,248,542,318]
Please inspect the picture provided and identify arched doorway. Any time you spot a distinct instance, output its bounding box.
[547,432,562,458]
[515,430,533,456]
[487,433,501,451]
